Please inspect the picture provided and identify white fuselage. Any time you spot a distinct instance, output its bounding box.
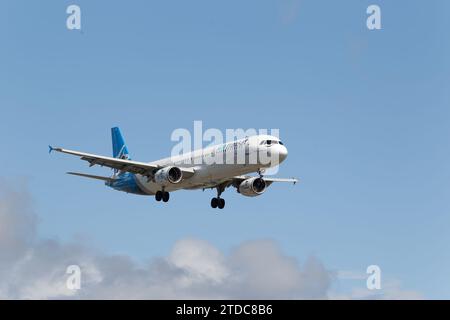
[133,135,288,195]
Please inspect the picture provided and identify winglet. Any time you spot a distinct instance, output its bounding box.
[49,146,63,154]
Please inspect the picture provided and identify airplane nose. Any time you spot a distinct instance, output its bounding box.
[279,145,288,162]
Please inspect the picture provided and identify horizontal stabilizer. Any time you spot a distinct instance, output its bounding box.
[67,172,115,182]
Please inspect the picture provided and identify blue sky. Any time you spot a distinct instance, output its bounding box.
[1,0,450,298]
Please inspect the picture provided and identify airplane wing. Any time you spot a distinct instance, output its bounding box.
[49,146,195,179]
[197,175,298,193]
[232,175,299,185]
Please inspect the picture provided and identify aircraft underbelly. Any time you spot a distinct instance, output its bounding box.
[135,163,259,195]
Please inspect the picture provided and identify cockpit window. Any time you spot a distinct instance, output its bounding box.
[260,140,280,146]
[279,141,284,145]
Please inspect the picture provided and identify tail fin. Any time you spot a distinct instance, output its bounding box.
[111,127,130,159]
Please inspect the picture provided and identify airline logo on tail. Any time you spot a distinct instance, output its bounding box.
[111,127,130,160]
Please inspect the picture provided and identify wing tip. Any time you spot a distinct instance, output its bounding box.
[49,146,62,154]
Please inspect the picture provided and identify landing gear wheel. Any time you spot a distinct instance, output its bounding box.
[162,192,170,202]
[211,197,225,209]
[155,191,162,202]
[218,198,225,209]
[211,184,226,209]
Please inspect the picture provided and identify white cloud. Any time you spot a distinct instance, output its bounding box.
[0,180,422,300]
[168,238,229,285]
[0,181,331,299]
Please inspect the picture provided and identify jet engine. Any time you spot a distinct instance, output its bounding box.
[238,177,266,197]
[154,166,183,185]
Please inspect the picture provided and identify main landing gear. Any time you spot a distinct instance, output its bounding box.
[155,190,170,202]
[211,185,226,209]
[211,197,225,209]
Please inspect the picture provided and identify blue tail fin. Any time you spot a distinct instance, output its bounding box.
[111,127,130,159]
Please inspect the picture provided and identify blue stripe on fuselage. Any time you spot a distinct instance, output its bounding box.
[106,172,146,195]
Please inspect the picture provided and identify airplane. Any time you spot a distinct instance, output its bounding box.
[49,127,298,209]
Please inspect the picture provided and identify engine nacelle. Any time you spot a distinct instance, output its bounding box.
[238,177,266,197]
[154,166,183,186]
